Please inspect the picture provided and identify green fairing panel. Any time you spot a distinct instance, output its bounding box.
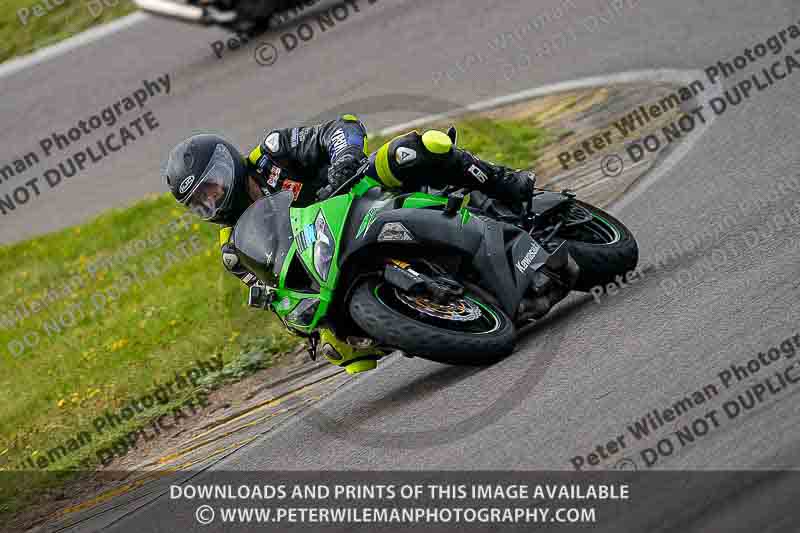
[267,180,458,333]
[271,193,354,332]
[401,193,448,209]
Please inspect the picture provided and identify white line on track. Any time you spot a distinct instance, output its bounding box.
[0,12,148,80]
[1,14,717,214]
[377,69,723,212]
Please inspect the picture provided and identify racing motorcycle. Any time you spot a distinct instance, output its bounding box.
[133,0,298,32]
[235,154,638,374]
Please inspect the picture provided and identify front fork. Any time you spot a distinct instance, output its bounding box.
[313,329,388,375]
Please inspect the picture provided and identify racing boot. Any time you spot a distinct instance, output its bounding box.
[451,147,536,213]
[316,329,388,375]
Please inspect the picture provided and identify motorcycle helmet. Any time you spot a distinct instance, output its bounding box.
[163,134,251,225]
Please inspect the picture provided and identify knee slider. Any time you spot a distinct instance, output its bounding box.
[375,130,454,189]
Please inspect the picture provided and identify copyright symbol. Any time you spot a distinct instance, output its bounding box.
[601,154,624,177]
[195,505,215,525]
[614,457,638,471]
[254,42,279,66]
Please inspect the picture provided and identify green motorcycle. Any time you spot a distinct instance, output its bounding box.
[234,171,638,374]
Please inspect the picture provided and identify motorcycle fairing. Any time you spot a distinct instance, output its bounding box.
[340,197,561,318]
[233,178,573,333]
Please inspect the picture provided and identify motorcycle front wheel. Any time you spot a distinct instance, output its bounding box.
[349,277,515,364]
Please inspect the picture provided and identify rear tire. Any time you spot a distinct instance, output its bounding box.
[221,0,284,33]
[349,278,515,364]
[559,201,639,292]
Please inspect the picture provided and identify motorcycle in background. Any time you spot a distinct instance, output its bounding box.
[133,0,301,32]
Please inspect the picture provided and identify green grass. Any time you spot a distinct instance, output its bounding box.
[0,193,297,514]
[1,0,136,64]
[0,115,552,517]
[369,116,553,170]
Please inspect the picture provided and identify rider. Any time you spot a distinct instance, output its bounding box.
[162,114,536,287]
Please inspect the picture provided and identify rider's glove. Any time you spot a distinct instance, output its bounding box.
[507,169,537,198]
[317,147,367,201]
[497,168,537,213]
[221,241,257,286]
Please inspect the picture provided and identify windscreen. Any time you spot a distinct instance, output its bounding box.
[232,191,294,286]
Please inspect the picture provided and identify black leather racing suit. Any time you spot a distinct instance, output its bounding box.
[244,114,369,207]
[245,114,534,208]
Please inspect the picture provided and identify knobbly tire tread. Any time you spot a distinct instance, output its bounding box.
[564,201,639,292]
[349,278,516,365]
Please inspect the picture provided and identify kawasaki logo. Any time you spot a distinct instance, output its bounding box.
[515,242,540,273]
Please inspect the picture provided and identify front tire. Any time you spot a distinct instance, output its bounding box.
[557,201,639,292]
[349,278,515,364]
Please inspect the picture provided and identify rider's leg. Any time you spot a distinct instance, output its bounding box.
[367,129,535,211]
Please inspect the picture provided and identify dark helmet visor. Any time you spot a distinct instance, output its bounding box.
[181,144,236,220]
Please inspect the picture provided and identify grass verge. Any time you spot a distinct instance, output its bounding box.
[1,0,136,64]
[369,116,554,168]
[0,194,297,515]
[0,115,553,517]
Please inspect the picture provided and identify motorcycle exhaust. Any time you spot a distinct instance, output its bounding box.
[133,0,237,24]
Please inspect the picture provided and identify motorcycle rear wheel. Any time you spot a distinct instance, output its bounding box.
[349,277,515,364]
[556,201,639,292]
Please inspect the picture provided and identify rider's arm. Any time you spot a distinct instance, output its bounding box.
[249,115,368,171]
[316,114,369,166]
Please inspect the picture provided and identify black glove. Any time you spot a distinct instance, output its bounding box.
[317,147,367,201]
[502,169,537,198]
[491,168,537,214]
[221,242,257,286]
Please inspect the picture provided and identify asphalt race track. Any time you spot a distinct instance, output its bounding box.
[4,0,800,530]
